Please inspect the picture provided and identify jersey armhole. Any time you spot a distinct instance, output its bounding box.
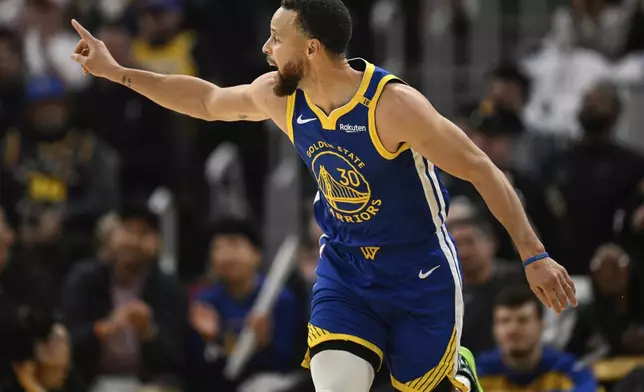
[286,92,297,144]
[368,77,410,160]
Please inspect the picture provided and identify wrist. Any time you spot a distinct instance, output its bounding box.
[93,320,113,340]
[522,252,550,268]
[517,241,546,262]
[106,65,126,83]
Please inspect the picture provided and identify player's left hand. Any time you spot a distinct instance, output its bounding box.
[525,257,578,314]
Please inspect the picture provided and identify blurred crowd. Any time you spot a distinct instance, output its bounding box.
[1,0,644,391]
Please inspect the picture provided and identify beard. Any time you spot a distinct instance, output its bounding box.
[273,59,304,97]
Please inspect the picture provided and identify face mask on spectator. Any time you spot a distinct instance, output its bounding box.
[578,109,614,136]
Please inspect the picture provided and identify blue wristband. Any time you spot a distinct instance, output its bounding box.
[523,252,549,268]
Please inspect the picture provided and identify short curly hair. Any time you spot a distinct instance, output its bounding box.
[281,0,352,56]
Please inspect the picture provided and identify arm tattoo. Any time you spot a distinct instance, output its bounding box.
[122,75,132,88]
[238,114,249,120]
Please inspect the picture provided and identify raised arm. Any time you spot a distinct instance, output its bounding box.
[376,83,577,313]
[69,19,278,122]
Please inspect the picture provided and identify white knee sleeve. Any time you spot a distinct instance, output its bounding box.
[310,350,375,392]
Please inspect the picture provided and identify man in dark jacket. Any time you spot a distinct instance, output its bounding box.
[542,82,644,274]
[61,204,188,389]
[0,205,70,392]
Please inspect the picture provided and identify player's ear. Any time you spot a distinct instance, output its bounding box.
[307,39,322,57]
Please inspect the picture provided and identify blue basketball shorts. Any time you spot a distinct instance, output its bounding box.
[301,235,468,392]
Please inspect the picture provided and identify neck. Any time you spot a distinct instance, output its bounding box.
[226,275,257,298]
[504,346,542,371]
[462,261,494,285]
[113,264,145,286]
[301,58,363,115]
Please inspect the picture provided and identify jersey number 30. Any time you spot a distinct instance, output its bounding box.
[336,168,361,187]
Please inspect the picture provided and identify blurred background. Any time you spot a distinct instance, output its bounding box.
[1,0,644,391]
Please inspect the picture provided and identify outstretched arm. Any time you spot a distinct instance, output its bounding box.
[69,19,276,122]
[377,83,577,313]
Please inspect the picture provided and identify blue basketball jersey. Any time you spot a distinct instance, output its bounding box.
[286,59,451,248]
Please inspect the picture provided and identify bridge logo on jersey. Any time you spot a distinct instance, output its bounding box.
[313,151,371,214]
[308,141,382,224]
[360,247,380,260]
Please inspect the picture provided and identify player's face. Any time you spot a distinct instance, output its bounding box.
[493,303,543,359]
[263,8,310,97]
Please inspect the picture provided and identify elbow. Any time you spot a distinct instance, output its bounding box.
[464,156,500,187]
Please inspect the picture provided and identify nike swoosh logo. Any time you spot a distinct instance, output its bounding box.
[418,265,440,279]
[297,115,318,125]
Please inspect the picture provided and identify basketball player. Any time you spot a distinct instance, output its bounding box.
[70,1,578,391]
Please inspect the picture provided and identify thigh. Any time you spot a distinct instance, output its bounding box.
[310,350,375,392]
[387,310,468,391]
[302,276,387,372]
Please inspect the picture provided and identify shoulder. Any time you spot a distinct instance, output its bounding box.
[65,259,106,284]
[376,82,429,117]
[375,82,441,133]
[542,346,587,372]
[248,72,288,117]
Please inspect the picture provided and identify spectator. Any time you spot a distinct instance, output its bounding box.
[542,81,644,274]
[0,75,119,279]
[188,219,303,391]
[131,0,197,76]
[447,201,524,356]
[78,22,191,204]
[22,0,88,89]
[0,205,72,392]
[566,243,644,358]
[61,204,188,390]
[485,62,531,121]
[546,0,639,59]
[524,23,612,136]
[484,62,572,176]
[0,26,25,141]
[477,286,598,391]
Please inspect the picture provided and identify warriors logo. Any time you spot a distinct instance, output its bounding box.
[309,145,382,224]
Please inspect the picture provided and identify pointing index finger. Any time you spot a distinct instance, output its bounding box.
[71,19,95,41]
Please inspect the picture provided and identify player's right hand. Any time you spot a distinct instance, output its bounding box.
[69,19,120,80]
[524,256,578,314]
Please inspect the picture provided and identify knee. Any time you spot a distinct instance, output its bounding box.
[310,350,375,392]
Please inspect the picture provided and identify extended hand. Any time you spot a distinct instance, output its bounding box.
[124,300,154,336]
[246,312,272,348]
[525,257,578,314]
[69,19,120,79]
[190,302,221,342]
